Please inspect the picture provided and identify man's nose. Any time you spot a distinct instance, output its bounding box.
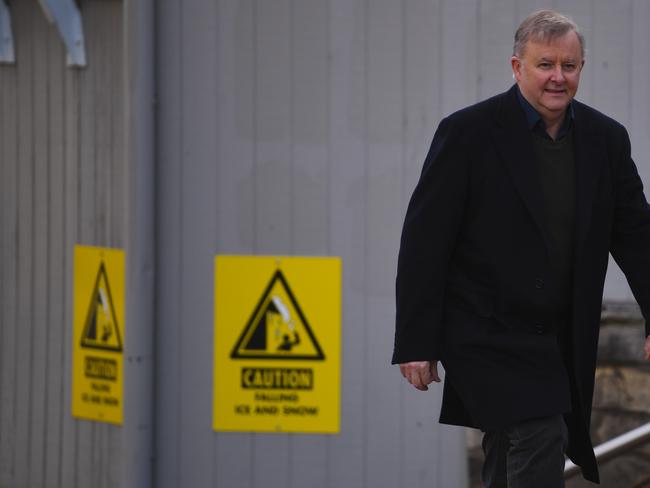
[550,64,566,82]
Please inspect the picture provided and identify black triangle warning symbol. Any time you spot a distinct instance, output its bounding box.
[231,270,325,360]
[80,262,123,352]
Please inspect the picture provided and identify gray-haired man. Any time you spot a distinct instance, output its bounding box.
[393,10,650,487]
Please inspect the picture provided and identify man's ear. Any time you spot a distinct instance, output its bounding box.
[511,56,522,81]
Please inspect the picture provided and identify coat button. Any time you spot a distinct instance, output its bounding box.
[535,278,544,289]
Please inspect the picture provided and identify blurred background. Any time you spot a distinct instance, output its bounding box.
[1,0,649,487]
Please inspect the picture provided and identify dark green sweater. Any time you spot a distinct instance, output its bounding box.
[532,130,576,319]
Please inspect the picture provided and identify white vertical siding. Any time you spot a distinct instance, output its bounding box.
[156,0,469,486]
[327,1,367,486]
[0,1,125,487]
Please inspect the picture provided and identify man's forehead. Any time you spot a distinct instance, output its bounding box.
[535,52,581,62]
[523,35,583,59]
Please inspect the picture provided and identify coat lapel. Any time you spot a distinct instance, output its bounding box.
[491,86,551,251]
[572,102,604,258]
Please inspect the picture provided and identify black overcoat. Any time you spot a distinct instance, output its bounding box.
[392,85,650,483]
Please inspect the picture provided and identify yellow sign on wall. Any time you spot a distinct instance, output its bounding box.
[72,245,125,424]
[213,255,341,433]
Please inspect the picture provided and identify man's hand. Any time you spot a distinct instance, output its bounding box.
[399,360,441,391]
[644,335,650,361]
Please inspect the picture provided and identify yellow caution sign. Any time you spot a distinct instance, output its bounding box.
[214,256,341,433]
[72,245,125,424]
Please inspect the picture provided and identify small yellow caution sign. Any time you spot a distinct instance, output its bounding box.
[72,245,125,424]
[214,256,341,433]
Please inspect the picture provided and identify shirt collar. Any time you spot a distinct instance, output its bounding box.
[515,84,574,140]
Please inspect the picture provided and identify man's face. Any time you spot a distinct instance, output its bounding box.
[511,30,584,121]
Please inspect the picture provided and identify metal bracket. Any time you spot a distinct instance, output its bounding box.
[38,0,86,67]
[0,0,15,64]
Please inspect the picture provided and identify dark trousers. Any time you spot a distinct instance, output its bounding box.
[481,414,568,488]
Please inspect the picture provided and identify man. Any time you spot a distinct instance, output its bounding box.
[392,10,650,487]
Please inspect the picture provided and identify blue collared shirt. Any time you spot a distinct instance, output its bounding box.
[516,85,574,141]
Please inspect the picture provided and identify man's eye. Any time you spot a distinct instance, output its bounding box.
[563,64,577,72]
[539,63,552,69]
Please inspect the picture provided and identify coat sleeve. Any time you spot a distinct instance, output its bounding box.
[392,116,469,364]
[609,125,650,337]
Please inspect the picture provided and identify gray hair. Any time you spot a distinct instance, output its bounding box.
[513,10,585,58]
